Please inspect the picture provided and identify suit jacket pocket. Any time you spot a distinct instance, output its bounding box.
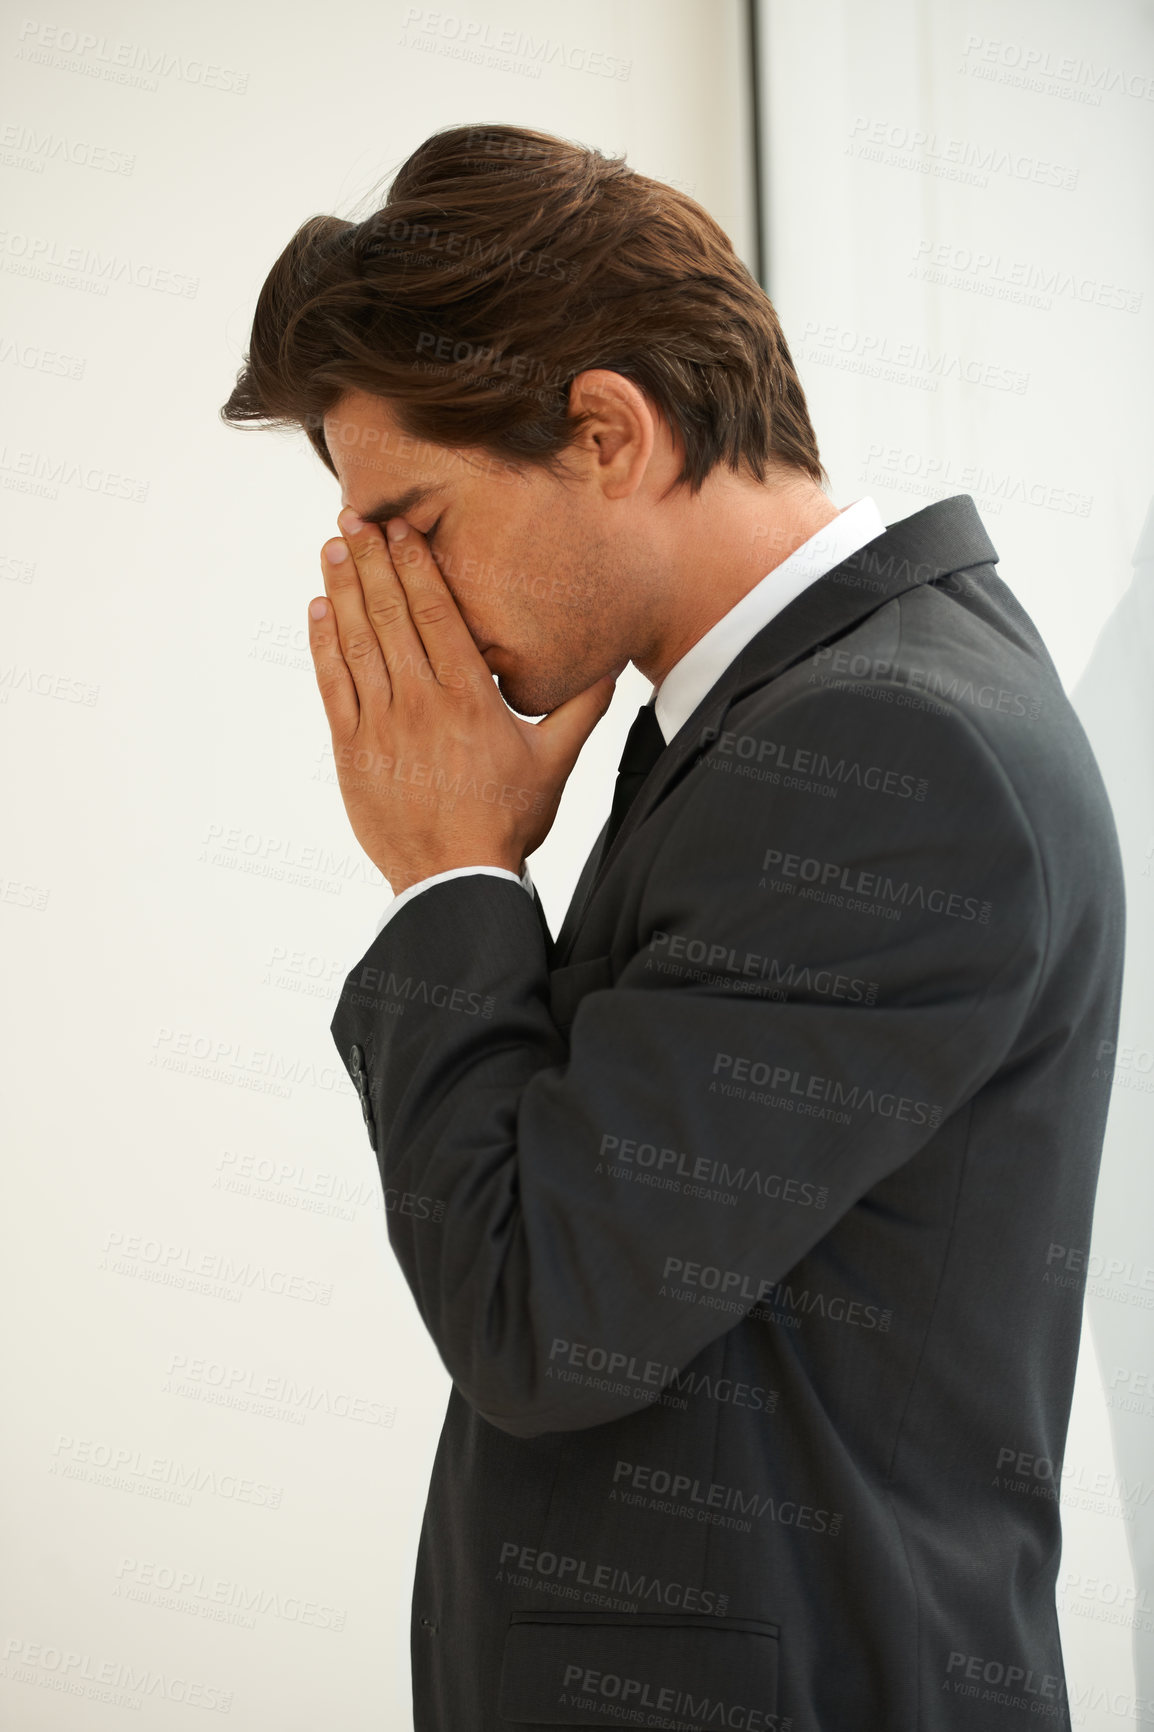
[548,954,615,1037]
[498,1609,780,1727]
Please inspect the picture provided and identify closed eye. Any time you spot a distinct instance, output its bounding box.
[426,514,443,548]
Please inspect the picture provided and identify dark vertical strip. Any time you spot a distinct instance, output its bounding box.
[746,0,768,293]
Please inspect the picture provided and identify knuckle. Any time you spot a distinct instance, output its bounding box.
[413,600,451,627]
[315,667,346,701]
[343,629,379,663]
[366,599,406,631]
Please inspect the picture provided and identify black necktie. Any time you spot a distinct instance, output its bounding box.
[602,697,666,858]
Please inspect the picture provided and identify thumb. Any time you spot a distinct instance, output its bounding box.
[537,670,619,775]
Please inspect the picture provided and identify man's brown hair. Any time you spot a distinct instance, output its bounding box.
[219,122,827,495]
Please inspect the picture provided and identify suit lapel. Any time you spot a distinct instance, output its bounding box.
[553,817,609,959]
[554,494,997,965]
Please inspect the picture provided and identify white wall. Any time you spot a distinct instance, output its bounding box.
[758,1,1154,1722]
[8,0,1149,1724]
[0,3,751,1726]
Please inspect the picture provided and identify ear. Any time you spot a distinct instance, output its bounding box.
[566,369,655,501]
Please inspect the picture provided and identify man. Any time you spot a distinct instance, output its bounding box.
[221,124,1125,1732]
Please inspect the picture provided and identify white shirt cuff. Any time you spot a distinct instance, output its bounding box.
[372,862,535,940]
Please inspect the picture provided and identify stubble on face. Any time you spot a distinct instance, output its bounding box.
[325,390,639,720]
[476,494,632,720]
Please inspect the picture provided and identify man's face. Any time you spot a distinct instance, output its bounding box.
[323,390,632,718]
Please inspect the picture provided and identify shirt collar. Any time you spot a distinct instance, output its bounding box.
[653,497,886,743]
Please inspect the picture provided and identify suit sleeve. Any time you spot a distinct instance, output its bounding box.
[330,684,1049,1438]
[371,861,534,940]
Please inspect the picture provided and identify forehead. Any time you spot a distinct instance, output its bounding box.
[323,390,439,510]
[322,389,513,515]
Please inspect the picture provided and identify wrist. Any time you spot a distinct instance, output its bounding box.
[389,857,523,896]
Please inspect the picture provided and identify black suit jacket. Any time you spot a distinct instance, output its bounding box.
[330,495,1125,1731]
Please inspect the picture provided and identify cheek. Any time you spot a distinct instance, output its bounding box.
[436,533,500,628]
[454,524,512,605]
[445,487,554,618]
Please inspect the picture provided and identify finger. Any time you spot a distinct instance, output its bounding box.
[306,593,360,739]
[383,517,490,694]
[534,670,619,778]
[337,508,433,688]
[322,534,392,708]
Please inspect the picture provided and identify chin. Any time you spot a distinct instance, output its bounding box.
[487,647,589,718]
[495,674,549,719]
[491,664,566,720]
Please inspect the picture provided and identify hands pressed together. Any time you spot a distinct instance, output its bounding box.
[307,507,618,894]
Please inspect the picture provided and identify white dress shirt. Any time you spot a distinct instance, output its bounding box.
[370,496,885,939]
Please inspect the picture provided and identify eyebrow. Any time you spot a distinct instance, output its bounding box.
[352,482,447,526]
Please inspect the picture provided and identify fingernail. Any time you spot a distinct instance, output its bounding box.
[338,508,363,534]
[386,518,409,542]
[324,539,349,563]
[309,598,327,620]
